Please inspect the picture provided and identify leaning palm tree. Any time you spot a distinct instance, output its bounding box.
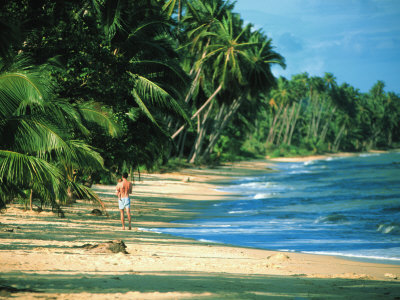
[0,57,118,213]
[199,27,285,160]
[187,12,285,162]
[265,77,294,146]
[170,0,234,140]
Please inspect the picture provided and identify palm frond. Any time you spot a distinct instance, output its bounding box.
[130,59,188,90]
[66,140,104,171]
[10,116,76,162]
[67,181,109,216]
[0,150,62,187]
[128,20,172,40]
[126,107,141,121]
[129,87,159,127]
[0,72,48,119]
[132,74,190,124]
[49,99,90,136]
[92,0,124,43]
[162,0,177,17]
[77,101,121,137]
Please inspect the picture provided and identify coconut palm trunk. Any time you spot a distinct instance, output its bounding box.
[287,100,302,146]
[266,104,284,145]
[188,98,215,163]
[201,96,245,159]
[172,83,223,139]
[282,104,296,144]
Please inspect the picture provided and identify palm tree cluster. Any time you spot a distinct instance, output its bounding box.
[249,74,400,157]
[168,0,285,163]
[0,0,189,210]
[1,0,399,211]
[0,55,119,211]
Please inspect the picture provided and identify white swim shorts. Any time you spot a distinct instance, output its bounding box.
[119,197,130,209]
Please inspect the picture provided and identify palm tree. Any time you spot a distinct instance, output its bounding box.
[200,30,285,160]
[189,13,285,162]
[185,12,254,162]
[89,0,191,129]
[323,72,337,90]
[383,92,400,146]
[302,75,325,142]
[170,0,234,141]
[39,0,192,172]
[265,77,292,145]
[362,81,386,149]
[333,83,361,151]
[0,57,118,212]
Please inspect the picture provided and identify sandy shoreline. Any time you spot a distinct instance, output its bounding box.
[1,155,400,299]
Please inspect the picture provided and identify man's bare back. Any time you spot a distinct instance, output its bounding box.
[116,172,133,230]
[117,178,132,198]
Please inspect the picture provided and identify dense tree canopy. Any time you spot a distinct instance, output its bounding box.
[1,0,399,211]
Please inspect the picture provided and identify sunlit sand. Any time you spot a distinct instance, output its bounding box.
[1,157,399,299]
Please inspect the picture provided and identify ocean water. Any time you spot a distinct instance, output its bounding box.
[151,152,400,264]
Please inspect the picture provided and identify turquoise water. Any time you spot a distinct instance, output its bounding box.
[151,152,400,264]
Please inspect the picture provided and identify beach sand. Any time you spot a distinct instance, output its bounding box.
[1,158,400,299]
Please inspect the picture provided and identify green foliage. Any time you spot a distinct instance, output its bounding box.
[211,132,262,163]
[0,60,116,211]
[170,0,285,164]
[1,0,399,207]
[256,73,400,158]
[155,157,192,173]
[266,144,313,158]
[2,1,197,179]
[242,137,267,157]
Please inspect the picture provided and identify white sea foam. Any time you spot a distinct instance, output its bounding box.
[288,164,303,169]
[218,181,276,193]
[288,169,311,175]
[359,153,380,157]
[144,228,162,234]
[253,193,274,199]
[315,214,349,224]
[228,210,256,215]
[199,239,218,243]
[199,224,231,228]
[237,182,272,188]
[377,224,400,234]
[303,251,400,263]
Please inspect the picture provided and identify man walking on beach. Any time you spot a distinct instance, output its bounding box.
[116,172,132,230]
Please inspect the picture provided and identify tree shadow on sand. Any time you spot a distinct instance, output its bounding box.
[1,271,399,299]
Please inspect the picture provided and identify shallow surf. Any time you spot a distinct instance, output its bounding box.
[151,152,400,264]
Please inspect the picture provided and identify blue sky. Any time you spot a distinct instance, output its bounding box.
[234,0,400,94]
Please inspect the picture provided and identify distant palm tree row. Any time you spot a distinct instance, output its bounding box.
[241,74,400,159]
[1,0,399,210]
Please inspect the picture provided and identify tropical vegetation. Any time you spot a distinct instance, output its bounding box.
[1,0,399,212]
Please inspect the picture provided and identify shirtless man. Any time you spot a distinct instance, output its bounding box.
[116,172,133,230]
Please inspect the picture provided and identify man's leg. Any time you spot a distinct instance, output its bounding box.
[126,207,131,230]
[120,209,125,230]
